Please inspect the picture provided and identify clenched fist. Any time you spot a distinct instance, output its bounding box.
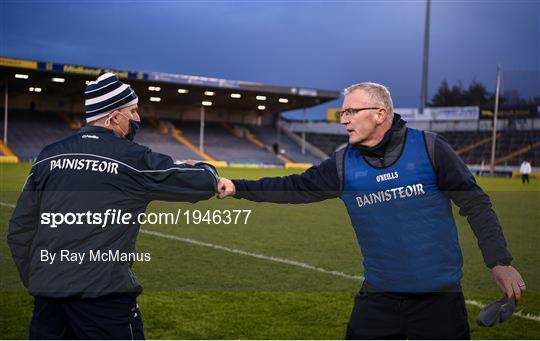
[217,177,236,199]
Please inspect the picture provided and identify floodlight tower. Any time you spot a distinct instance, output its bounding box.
[420,0,431,114]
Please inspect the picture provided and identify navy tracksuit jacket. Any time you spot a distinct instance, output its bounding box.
[8,124,218,299]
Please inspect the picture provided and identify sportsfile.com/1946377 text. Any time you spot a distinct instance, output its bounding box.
[39,209,252,228]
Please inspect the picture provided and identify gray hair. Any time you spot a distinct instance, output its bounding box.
[344,82,394,121]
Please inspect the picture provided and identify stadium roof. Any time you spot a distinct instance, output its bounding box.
[0,57,340,113]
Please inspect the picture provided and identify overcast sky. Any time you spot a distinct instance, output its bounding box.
[1,0,538,119]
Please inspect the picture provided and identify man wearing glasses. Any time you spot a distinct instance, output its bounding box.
[217,82,525,339]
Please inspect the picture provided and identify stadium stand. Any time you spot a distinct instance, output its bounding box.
[0,56,343,167]
[439,130,540,166]
[247,125,323,164]
[492,130,540,166]
[438,131,495,164]
[135,118,202,161]
[0,138,14,156]
[0,109,74,161]
[169,120,284,165]
[0,109,325,165]
[2,57,537,171]
[305,133,347,156]
[304,128,540,168]
[0,110,212,162]
[2,109,537,168]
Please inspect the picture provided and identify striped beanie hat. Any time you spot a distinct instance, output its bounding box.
[84,72,138,122]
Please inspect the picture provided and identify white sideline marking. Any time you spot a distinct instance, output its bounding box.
[140,229,364,281]
[2,200,539,323]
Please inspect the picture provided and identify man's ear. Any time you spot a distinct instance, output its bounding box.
[108,110,121,125]
[377,108,387,125]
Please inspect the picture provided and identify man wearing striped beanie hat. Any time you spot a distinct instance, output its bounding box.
[84,72,141,140]
[8,72,221,339]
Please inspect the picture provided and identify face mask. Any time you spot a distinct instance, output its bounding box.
[125,119,141,141]
[118,113,141,141]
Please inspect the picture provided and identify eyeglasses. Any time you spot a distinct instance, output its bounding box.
[336,107,381,119]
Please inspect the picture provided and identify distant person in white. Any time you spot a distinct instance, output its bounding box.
[519,160,532,184]
[480,159,487,176]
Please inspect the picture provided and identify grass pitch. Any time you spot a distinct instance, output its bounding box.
[0,164,539,339]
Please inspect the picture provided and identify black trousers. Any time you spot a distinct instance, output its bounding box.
[522,174,530,184]
[346,282,470,340]
[29,294,144,340]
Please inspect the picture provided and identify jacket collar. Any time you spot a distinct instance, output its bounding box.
[78,124,117,136]
[353,113,407,157]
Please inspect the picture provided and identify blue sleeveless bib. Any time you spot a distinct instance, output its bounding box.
[341,128,462,292]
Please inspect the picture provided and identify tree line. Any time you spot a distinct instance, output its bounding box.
[430,80,539,107]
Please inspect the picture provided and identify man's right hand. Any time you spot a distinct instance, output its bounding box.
[217,177,236,199]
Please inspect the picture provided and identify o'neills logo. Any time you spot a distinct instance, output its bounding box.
[50,158,119,174]
[376,171,398,182]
